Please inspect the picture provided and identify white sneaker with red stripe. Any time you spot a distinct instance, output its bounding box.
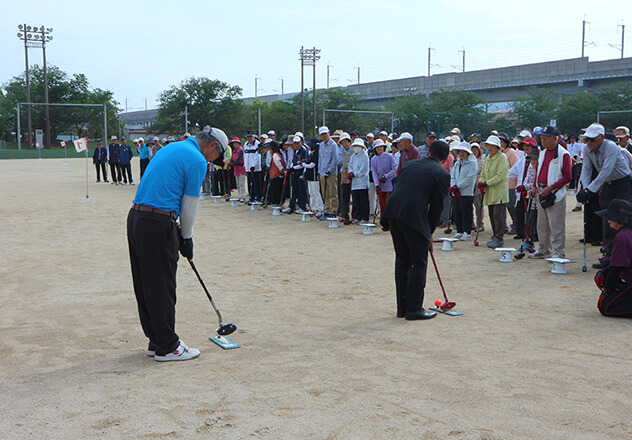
[154,341,200,362]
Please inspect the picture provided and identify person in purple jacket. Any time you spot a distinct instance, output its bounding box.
[370,139,398,217]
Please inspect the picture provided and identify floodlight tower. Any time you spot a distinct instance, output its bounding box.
[17,24,53,148]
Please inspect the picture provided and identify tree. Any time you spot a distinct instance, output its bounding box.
[390,94,430,136]
[510,87,558,130]
[0,65,120,146]
[427,88,487,137]
[598,81,632,130]
[556,92,600,134]
[151,77,245,136]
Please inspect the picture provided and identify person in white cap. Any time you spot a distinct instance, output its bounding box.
[137,137,150,178]
[394,132,419,175]
[578,123,632,268]
[366,133,375,149]
[149,136,162,160]
[378,131,391,148]
[267,130,277,141]
[128,127,229,362]
[449,142,477,240]
[479,135,509,248]
[318,126,340,217]
[370,139,398,217]
[450,127,461,137]
[347,138,371,223]
[243,132,262,203]
[108,135,122,185]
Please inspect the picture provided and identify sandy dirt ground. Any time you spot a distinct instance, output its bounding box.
[1,158,631,440]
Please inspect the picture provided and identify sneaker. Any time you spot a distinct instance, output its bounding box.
[316,213,325,220]
[295,208,306,214]
[130,182,135,186]
[528,251,548,259]
[453,233,463,239]
[476,226,485,232]
[154,341,200,362]
[352,219,360,225]
[147,341,156,357]
[551,253,565,259]
[460,233,471,241]
[282,207,291,213]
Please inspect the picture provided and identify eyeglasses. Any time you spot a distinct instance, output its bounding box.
[585,137,597,142]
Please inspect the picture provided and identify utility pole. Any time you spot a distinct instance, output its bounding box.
[184,105,188,135]
[145,98,147,110]
[327,64,332,89]
[582,20,586,57]
[279,77,284,95]
[254,75,259,99]
[354,66,360,84]
[621,24,625,59]
[299,46,321,135]
[428,46,433,76]
[459,49,465,73]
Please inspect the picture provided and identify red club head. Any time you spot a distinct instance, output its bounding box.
[440,301,456,311]
[474,240,479,246]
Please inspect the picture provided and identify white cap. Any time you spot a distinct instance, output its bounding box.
[450,127,461,135]
[366,132,374,138]
[519,130,532,138]
[292,136,302,143]
[388,133,394,140]
[352,138,366,147]
[133,138,139,143]
[318,126,329,135]
[111,135,117,140]
[373,139,385,148]
[138,137,144,142]
[153,136,160,141]
[184,132,191,137]
[451,141,472,155]
[261,134,268,140]
[162,138,167,143]
[450,135,461,143]
[395,132,413,142]
[491,130,499,136]
[483,135,501,148]
[267,130,276,136]
[294,131,304,139]
[584,123,605,138]
[206,127,229,152]
[379,130,388,136]
[339,132,351,142]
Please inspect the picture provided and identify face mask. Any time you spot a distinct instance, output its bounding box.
[353,147,363,154]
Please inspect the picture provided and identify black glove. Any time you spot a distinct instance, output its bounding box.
[179,235,193,260]
[576,188,592,204]
[324,171,331,177]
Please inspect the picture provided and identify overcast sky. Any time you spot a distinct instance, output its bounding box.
[1,0,629,112]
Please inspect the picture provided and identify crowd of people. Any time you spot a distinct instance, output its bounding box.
[123,123,632,362]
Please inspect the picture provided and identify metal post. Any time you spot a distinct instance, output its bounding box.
[327,64,331,89]
[254,76,258,99]
[300,46,305,134]
[103,104,107,147]
[257,107,261,135]
[24,29,32,149]
[621,24,625,59]
[459,49,465,73]
[184,105,188,134]
[17,103,21,150]
[322,108,326,127]
[42,37,51,149]
[428,46,431,77]
[313,47,317,137]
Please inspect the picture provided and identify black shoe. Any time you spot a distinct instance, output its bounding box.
[591,241,601,246]
[592,262,608,269]
[396,311,405,318]
[343,219,352,225]
[579,238,587,243]
[513,235,524,240]
[405,310,437,320]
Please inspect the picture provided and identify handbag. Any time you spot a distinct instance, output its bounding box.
[539,191,557,209]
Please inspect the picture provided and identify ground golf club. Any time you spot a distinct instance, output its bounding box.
[188,258,236,337]
[429,248,456,310]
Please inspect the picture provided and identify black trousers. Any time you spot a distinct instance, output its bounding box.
[599,179,632,263]
[95,162,107,181]
[339,183,352,219]
[127,208,180,356]
[351,188,369,221]
[584,192,602,243]
[598,285,632,318]
[289,174,308,211]
[109,162,121,182]
[388,218,430,316]
[269,176,284,205]
[454,195,473,234]
[120,163,133,183]
[140,158,149,178]
[570,163,582,189]
[247,171,263,201]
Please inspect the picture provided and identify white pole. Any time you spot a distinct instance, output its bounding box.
[85,147,90,201]
[64,141,67,165]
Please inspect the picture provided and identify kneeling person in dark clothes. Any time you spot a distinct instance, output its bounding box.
[381,140,451,320]
[127,128,229,361]
[595,199,632,318]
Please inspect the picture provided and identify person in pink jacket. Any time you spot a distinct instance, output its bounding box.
[370,139,398,217]
[228,137,246,201]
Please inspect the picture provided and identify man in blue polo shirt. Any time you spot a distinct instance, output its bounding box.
[127,128,228,362]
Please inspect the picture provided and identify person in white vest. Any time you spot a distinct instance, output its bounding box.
[528,126,572,259]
